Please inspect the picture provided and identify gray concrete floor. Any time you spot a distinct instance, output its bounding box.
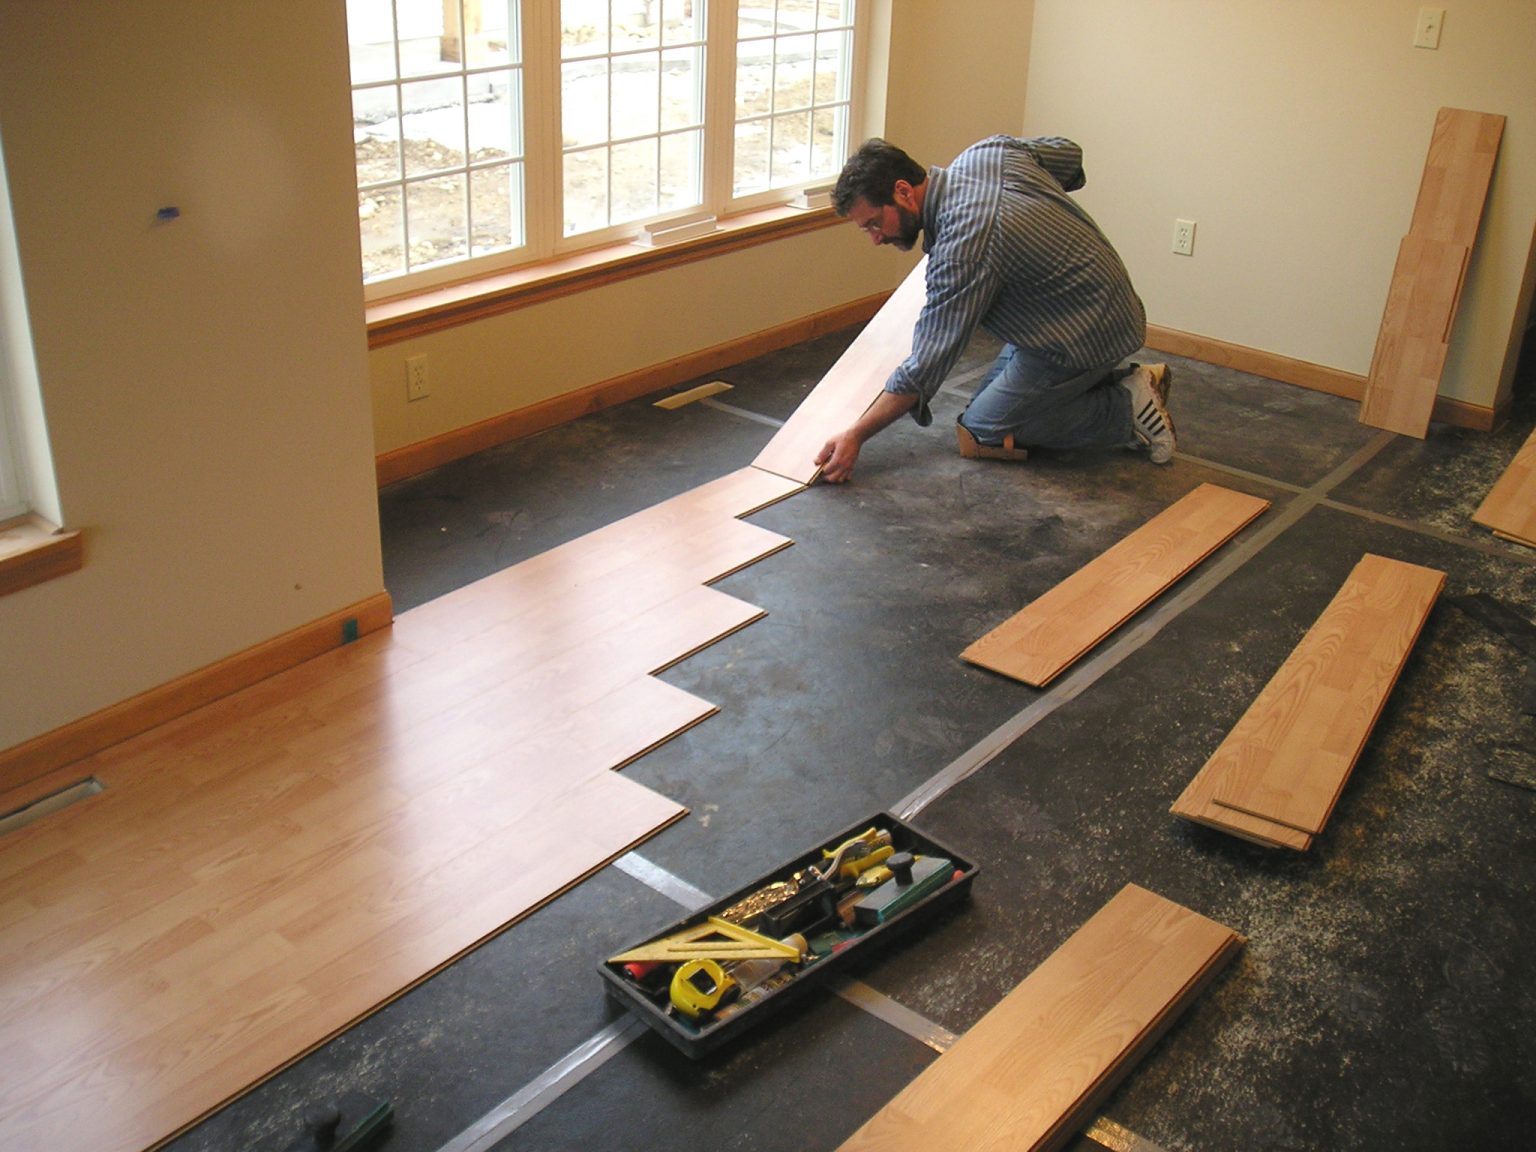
[171,325,1536,1152]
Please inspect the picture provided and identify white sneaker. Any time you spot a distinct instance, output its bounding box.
[1123,363,1176,464]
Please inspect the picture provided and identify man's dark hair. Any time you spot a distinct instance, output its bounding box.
[832,138,926,216]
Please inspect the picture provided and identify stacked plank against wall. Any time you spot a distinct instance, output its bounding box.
[960,484,1271,687]
[0,467,804,1152]
[837,885,1243,1152]
[1172,554,1445,849]
[1472,424,1536,547]
[1358,107,1505,438]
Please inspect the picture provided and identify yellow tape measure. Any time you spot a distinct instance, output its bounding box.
[669,958,739,1020]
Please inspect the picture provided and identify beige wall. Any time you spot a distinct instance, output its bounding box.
[371,229,898,457]
[0,2,384,749]
[885,0,1035,166]
[1025,0,1536,410]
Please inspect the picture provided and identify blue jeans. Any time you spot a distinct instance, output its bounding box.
[957,345,1133,450]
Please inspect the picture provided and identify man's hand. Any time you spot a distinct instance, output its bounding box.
[812,391,919,486]
[815,431,862,484]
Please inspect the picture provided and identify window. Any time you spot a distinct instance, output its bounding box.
[0,385,24,523]
[732,1,855,200]
[349,0,526,287]
[1,133,36,523]
[349,1,863,296]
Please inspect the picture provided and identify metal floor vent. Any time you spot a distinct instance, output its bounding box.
[0,777,103,836]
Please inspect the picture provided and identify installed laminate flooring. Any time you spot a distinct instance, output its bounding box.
[0,467,805,1152]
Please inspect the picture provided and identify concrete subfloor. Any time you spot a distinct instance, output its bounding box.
[169,324,1536,1152]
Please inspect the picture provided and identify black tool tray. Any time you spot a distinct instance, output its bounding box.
[599,812,978,1058]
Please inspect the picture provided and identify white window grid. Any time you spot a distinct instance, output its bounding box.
[351,0,528,290]
[353,0,864,297]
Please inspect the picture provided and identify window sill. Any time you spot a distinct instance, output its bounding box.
[0,514,83,598]
[365,204,841,349]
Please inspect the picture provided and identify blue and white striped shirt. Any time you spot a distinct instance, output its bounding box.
[887,135,1147,425]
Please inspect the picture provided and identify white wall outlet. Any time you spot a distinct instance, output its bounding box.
[1172,219,1196,257]
[1414,7,1444,49]
[406,354,429,402]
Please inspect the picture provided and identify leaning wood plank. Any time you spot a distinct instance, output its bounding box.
[1359,108,1505,438]
[1357,235,1468,437]
[961,484,1270,687]
[752,257,929,484]
[836,885,1243,1152]
[1206,554,1445,835]
[1472,424,1536,545]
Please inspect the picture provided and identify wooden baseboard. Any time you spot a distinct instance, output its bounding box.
[375,293,889,486]
[0,591,394,801]
[1144,324,1498,432]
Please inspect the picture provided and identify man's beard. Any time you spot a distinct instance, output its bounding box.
[887,205,921,250]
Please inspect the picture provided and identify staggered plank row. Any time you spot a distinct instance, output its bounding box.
[0,467,805,1152]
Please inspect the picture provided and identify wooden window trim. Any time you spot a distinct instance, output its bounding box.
[366,203,840,349]
[0,513,82,598]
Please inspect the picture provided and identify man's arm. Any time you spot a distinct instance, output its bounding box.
[814,390,920,484]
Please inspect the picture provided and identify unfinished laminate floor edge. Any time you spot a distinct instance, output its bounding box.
[752,258,930,484]
[835,884,1243,1152]
[961,484,1271,687]
[1473,424,1536,543]
[1359,107,1505,437]
[1205,554,1446,835]
[0,468,810,1152]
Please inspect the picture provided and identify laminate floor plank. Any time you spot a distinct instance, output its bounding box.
[1473,424,1536,544]
[753,259,930,484]
[1357,236,1468,437]
[961,484,1271,687]
[1169,757,1314,852]
[1206,554,1445,834]
[1359,107,1504,437]
[836,885,1243,1152]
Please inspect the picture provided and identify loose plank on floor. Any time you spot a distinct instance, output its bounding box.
[752,257,929,485]
[1206,554,1445,835]
[1473,424,1536,547]
[1172,554,1444,846]
[836,884,1243,1152]
[961,484,1270,687]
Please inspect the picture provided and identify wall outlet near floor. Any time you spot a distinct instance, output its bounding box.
[406,354,429,401]
[1172,218,1197,256]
